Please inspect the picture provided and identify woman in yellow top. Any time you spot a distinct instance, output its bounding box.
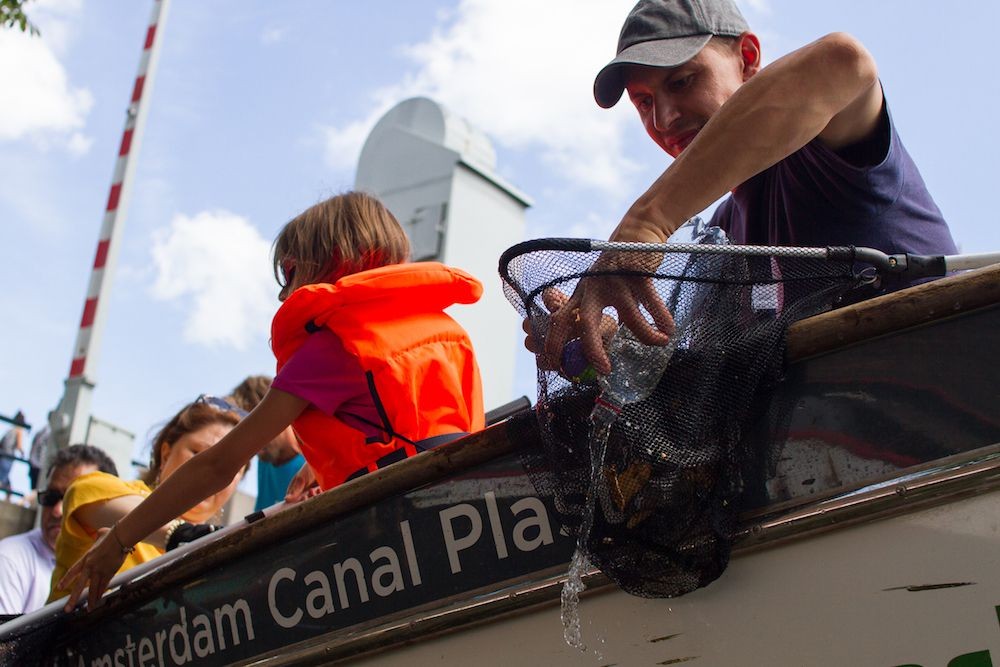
[48,397,245,602]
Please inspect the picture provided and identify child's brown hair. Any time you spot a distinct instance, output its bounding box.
[273,191,410,300]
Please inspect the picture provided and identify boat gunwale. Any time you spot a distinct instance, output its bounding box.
[3,262,997,658]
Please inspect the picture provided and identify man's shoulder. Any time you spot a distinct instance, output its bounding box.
[0,528,43,561]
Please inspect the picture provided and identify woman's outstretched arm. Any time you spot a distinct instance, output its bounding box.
[58,388,307,612]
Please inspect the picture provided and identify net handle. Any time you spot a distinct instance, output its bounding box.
[499,238,1000,285]
[594,240,833,259]
[499,239,847,294]
[945,251,1000,272]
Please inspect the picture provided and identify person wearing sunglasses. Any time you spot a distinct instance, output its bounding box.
[48,398,246,604]
[0,444,116,615]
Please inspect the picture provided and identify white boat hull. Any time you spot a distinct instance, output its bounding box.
[353,491,999,667]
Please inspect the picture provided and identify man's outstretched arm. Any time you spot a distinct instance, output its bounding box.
[543,33,883,371]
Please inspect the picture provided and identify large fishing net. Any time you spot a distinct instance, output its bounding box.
[500,219,861,599]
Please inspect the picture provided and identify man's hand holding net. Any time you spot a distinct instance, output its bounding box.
[535,248,675,376]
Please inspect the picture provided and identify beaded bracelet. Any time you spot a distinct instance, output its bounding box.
[110,521,136,556]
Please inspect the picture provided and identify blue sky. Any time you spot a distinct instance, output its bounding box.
[1,0,997,495]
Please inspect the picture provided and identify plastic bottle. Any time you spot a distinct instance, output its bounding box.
[559,322,682,396]
[574,217,727,424]
[590,324,681,425]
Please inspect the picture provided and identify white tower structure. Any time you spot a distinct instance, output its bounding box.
[355,97,530,410]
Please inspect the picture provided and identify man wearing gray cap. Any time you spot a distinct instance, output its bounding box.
[542,0,956,373]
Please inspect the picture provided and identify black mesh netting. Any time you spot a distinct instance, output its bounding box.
[500,224,860,598]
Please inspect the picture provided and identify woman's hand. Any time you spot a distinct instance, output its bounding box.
[58,525,128,612]
[284,461,320,504]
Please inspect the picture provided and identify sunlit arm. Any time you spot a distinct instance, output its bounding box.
[114,388,307,549]
[59,388,307,611]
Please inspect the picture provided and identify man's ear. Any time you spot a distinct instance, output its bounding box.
[737,32,761,80]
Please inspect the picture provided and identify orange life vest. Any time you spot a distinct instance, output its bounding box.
[271,262,485,490]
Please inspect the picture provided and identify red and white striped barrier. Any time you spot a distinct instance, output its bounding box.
[68,0,169,381]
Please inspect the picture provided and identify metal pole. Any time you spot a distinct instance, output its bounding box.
[945,251,1000,272]
[50,0,172,451]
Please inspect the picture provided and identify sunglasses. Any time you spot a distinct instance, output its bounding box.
[195,394,249,418]
[38,489,64,507]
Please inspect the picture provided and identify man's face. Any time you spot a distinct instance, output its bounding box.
[624,38,755,158]
[41,463,98,551]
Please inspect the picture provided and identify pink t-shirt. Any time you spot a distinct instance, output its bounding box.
[272,329,384,441]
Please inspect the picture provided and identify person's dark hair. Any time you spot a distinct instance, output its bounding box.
[229,375,272,412]
[143,402,241,485]
[47,444,117,478]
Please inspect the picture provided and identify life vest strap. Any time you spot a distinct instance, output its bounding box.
[344,432,468,482]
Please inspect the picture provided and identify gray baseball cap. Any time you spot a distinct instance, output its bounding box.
[594,0,749,108]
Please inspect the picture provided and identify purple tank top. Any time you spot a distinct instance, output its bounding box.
[710,103,956,294]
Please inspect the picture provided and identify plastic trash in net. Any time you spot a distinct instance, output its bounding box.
[499,219,861,598]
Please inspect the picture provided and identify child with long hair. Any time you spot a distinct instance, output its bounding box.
[58,191,485,611]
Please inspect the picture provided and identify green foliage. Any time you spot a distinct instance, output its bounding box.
[1,0,39,36]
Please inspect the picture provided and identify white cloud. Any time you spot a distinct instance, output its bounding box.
[66,131,93,156]
[33,0,84,53]
[0,0,93,153]
[321,118,377,172]
[149,211,276,350]
[260,27,288,45]
[320,0,641,193]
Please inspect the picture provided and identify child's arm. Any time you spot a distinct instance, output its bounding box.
[73,495,176,550]
[58,388,307,612]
